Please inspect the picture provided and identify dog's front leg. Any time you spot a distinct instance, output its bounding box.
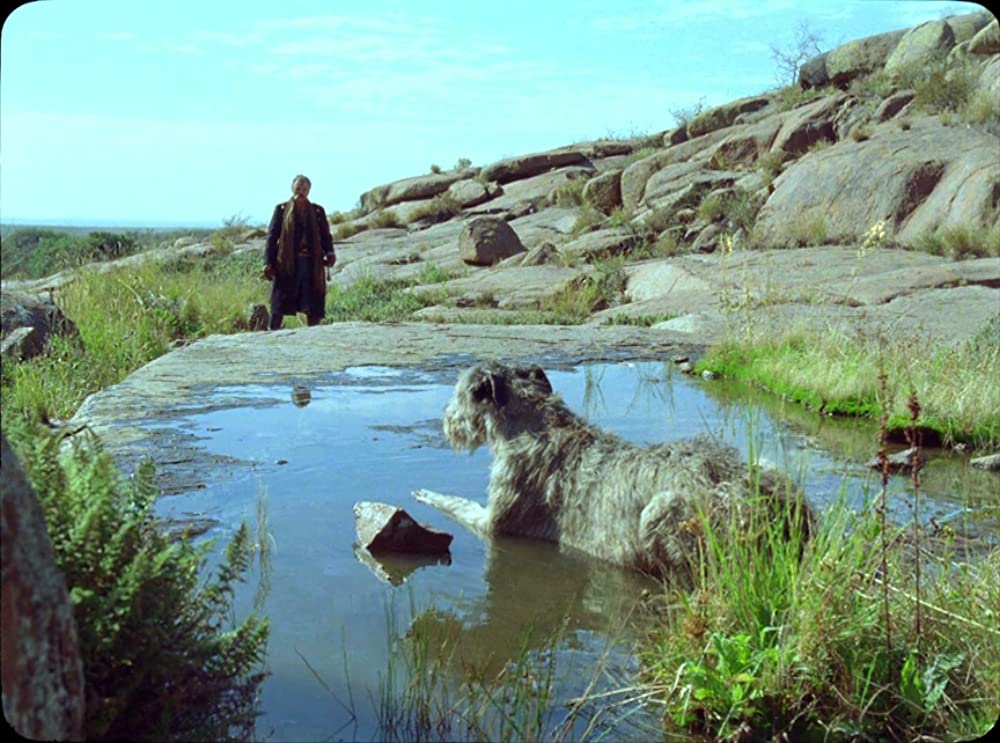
[412,489,490,538]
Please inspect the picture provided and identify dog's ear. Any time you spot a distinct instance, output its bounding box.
[472,371,509,407]
[527,365,552,395]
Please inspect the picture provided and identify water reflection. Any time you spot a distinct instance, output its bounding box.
[291,385,312,408]
[403,535,656,678]
[353,544,452,586]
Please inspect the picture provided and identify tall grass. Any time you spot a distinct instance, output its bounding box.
[696,325,1000,448]
[0,252,448,429]
[642,402,999,741]
[1,251,263,423]
[365,593,657,743]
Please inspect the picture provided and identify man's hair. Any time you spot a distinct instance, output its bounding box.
[291,174,311,188]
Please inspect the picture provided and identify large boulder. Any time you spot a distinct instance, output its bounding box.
[709,116,786,168]
[360,170,477,211]
[582,169,623,213]
[755,125,1000,248]
[447,178,502,208]
[620,127,733,211]
[798,52,830,89]
[480,147,591,184]
[946,11,994,45]
[1,435,85,740]
[884,20,955,77]
[969,18,1000,55]
[643,166,742,212]
[0,290,79,361]
[970,453,1000,472]
[825,29,906,87]
[687,95,773,138]
[769,93,848,157]
[459,217,527,266]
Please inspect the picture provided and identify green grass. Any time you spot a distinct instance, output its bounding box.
[1,251,265,424]
[909,223,1000,259]
[643,484,999,741]
[370,209,404,229]
[540,256,628,322]
[325,276,447,322]
[604,312,678,327]
[0,253,449,430]
[407,194,462,224]
[695,326,1000,449]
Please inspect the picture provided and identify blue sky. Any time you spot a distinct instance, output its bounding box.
[0,0,985,227]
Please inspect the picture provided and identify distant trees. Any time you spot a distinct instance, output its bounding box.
[1,229,140,279]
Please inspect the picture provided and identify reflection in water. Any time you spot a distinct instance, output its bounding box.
[403,535,656,678]
[353,544,452,586]
[291,385,312,407]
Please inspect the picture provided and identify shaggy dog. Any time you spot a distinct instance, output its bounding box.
[415,361,813,577]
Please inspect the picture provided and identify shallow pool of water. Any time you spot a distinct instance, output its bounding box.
[152,361,997,741]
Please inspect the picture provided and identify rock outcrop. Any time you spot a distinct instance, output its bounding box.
[1,435,85,741]
[459,217,527,266]
[1,290,79,361]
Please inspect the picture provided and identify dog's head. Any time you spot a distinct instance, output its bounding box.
[442,362,552,451]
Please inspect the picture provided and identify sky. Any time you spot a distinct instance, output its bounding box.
[0,0,988,228]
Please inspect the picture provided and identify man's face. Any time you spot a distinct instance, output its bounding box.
[292,178,311,199]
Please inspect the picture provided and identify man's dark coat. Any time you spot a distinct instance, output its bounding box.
[265,200,335,319]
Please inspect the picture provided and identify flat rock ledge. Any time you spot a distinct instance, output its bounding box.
[68,323,700,496]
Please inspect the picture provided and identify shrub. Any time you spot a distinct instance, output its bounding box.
[911,223,1000,259]
[454,157,472,170]
[553,177,588,207]
[370,210,403,229]
[624,146,658,167]
[407,194,462,224]
[429,164,442,174]
[571,204,606,234]
[333,222,368,240]
[669,98,707,129]
[542,256,627,321]
[769,20,824,87]
[786,214,828,247]
[773,84,825,111]
[9,426,268,741]
[851,125,873,142]
[698,193,727,223]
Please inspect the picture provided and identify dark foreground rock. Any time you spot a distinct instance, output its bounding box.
[0,290,79,361]
[354,501,453,555]
[1,435,85,740]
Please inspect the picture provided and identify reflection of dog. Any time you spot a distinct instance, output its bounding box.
[416,361,813,578]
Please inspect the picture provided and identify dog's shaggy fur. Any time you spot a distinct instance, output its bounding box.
[417,361,813,578]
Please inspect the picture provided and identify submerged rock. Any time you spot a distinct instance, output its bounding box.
[970,453,1000,472]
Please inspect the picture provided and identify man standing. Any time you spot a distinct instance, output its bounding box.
[263,175,336,329]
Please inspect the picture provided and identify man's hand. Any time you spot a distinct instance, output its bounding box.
[324,253,337,267]
[261,264,275,281]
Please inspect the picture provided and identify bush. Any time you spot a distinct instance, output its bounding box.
[553,177,588,207]
[407,194,462,224]
[911,223,1000,259]
[370,210,403,229]
[10,426,269,741]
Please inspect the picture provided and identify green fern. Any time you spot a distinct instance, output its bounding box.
[15,426,269,741]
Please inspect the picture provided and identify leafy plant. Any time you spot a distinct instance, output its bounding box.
[11,427,269,741]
